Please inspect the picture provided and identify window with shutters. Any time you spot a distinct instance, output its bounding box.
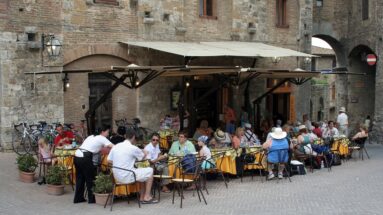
[362,0,369,20]
[276,0,288,28]
[94,0,119,6]
[199,0,217,19]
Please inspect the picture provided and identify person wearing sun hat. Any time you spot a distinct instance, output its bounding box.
[337,106,349,137]
[262,127,292,179]
[213,129,232,148]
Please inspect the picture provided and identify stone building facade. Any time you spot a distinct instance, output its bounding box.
[310,45,337,122]
[313,0,382,134]
[0,0,314,150]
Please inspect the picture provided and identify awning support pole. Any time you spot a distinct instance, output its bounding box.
[252,78,289,132]
[85,75,128,135]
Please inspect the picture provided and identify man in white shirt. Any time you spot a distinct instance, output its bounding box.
[323,121,339,139]
[74,125,113,204]
[144,133,170,192]
[108,128,157,204]
[337,107,349,137]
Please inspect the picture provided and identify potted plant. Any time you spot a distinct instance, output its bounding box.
[46,165,65,195]
[17,154,38,183]
[93,173,113,206]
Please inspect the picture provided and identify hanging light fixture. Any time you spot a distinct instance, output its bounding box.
[42,34,62,58]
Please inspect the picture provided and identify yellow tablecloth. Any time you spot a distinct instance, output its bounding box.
[54,148,76,184]
[332,138,350,156]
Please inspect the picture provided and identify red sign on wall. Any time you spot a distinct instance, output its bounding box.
[366,54,377,66]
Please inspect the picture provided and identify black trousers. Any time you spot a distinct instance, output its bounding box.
[74,152,96,203]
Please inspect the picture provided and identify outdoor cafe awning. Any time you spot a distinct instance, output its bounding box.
[120,41,316,58]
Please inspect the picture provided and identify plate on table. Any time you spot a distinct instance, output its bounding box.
[63,145,73,150]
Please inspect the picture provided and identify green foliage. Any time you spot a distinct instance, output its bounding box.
[46,165,64,185]
[93,173,113,194]
[311,78,328,85]
[16,154,38,173]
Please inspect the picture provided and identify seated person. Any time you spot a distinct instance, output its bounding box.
[232,127,246,149]
[294,125,317,156]
[322,121,339,139]
[212,129,232,148]
[144,133,170,193]
[169,131,196,156]
[262,127,292,179]
[193,120,213,140]
[110,126,126,145]
[54,124,74,147]
[107,128,158,204]
[352,124,369,141]
[38,137,57,165]
[197,136,215,169]
[243,123,260,146]
[312,122,322,138]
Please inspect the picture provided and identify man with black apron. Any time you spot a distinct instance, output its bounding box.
[73,125,113,203]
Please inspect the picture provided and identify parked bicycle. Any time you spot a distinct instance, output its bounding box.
[115,118,154,141]
[12,121,58,155]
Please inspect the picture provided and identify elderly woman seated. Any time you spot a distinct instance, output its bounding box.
[263,127,293,179]
[293,125,317,156]
[193,120,213,140]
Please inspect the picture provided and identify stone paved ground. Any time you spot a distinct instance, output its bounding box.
[1,144,383,215]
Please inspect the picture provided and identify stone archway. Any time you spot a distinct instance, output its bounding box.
[347,45,376,130]
[313,34,347,67]
[63,53,137,130]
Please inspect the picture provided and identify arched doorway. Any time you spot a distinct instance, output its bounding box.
[63,54,136,131]
[347,45,376,130]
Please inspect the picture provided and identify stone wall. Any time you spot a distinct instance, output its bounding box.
[313,0,383,135]
[0,0,314,149]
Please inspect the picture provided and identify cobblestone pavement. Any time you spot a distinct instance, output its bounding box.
[1,144,383,215]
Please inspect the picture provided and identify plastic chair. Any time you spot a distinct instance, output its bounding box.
[105,166,141,211]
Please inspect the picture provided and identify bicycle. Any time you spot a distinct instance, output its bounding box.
[12,122,38,155]
[115,118,154,141]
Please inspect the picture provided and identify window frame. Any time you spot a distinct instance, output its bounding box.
[199,0,217,19]
[276,0,289,28]
[362,0,369,20]
[94,0,119,6]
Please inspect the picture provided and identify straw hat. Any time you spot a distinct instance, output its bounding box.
[339,107,346,112]
[244,123,252,129]
[298,125,307,131]
[270,127,287,139]
[214,129,226,141]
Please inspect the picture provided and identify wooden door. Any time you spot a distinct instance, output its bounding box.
[89,74,112,131]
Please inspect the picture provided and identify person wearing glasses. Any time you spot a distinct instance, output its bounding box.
[169,131,196,156]
[144,133,170,192]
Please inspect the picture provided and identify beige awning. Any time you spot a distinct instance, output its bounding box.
[120,41,316,58]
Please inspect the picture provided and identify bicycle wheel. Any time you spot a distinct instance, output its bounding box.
[12,131,26,155]
[22,135,37,154]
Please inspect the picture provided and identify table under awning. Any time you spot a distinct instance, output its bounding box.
[120,41,316,58]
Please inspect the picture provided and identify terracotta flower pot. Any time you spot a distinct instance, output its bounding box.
[19,171,35,183]
[46,184,65,195]
[95,193,112,206]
